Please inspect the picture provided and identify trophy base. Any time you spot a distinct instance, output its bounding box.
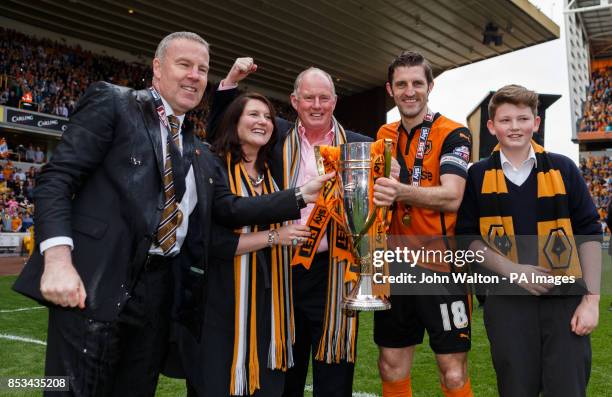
[342,295,391,311]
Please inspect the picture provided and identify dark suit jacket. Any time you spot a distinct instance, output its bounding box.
[13,82,302,322]
[206,86,372,186]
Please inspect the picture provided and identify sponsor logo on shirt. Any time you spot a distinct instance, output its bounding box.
[453,145,470,162]
[407,167,433,181]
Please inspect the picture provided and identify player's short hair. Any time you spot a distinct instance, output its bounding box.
[155,32,209,62]
[387,51,434,85]
[488,84,539,120]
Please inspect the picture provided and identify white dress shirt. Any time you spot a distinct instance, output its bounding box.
[499,146,537,187]
[40,95,198,257]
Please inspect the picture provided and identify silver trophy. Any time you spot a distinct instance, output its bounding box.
[338,141,391,311]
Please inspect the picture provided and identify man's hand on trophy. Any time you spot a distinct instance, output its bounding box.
[373,177,402,207]
[300,172,335,204]
[390,157,400,180]
[223,57,258,86]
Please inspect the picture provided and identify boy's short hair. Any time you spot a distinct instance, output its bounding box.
[488,84,539,120]
[387,51,434,85]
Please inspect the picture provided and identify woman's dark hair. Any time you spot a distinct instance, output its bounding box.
[211,92,278,174]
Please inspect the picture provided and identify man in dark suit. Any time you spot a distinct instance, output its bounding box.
[13,33,327,396]
[206,58,372,397]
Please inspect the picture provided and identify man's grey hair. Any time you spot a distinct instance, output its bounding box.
[292,67,336,97]
[155,32,209,62]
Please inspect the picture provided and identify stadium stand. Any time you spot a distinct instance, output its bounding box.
[0,28,150,116]
[578,67,611,133]
[580,154,611,233]
[0,157,36,233]
[0,148,40,248]
[0,27,295,139]
[0,27,215,138]
[575,60,611,234]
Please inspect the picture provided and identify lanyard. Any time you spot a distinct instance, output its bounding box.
[395,111,435,227]
[395,111,435,187]
[148,87,195,202]
[149,86,170,129]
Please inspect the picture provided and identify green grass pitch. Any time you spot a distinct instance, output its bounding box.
[1,253,611,396]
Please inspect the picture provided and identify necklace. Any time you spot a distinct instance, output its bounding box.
[248,174,264,187]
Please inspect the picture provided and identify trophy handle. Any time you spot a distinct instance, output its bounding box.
[314,146,326,176]
[380,138,393,227]
[383,138,392,177]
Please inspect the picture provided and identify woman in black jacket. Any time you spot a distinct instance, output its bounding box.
[185,93,312,396]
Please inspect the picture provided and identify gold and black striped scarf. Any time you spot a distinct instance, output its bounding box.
[227,159,294,396]
[479,141,581,276]
[282,117,358,364]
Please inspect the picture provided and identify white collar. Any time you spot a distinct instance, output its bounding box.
[500,145,537,169]
[160,95,185,128]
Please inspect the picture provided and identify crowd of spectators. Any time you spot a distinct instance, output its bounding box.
[580,154,611,233]
[0,28,151,118]
[0,27,299,138]
[0,135,47,233]
[0,28,212,136]
[0,159,37,233]
[578,67,611,133]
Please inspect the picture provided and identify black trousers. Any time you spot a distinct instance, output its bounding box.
[484,295,591,397]
[44,256,174,397]
[282,252,355,397]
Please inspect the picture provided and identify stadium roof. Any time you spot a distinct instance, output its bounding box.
[0,0,559,99]
[566,0,612,59]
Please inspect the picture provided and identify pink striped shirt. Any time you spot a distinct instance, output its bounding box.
[295,122,334,253]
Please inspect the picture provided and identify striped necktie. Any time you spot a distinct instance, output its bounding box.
[156,115,183,254]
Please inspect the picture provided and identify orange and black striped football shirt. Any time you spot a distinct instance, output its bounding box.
[378,113,471,270]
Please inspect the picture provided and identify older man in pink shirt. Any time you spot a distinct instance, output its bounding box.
[208,58,372,397]
[295,122,333,253]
